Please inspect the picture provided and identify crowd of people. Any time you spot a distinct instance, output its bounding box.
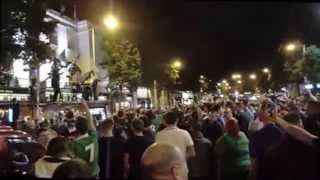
[1,91,320,180]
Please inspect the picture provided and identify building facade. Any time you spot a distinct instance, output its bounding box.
[4,9,107,102]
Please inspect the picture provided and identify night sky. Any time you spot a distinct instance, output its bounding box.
[74,1,320,90]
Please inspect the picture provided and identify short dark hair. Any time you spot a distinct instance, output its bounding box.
[141,116,152,127]
[132,119,144,132]
[75,116,89,135]
[212,104,221,112]
[53,159,91,178]
[283,113,301,125]
[163,111,178,125]
[101,119,114,131]
[65,110,74,119]
[47,137,70,157]
[39,121,50,129]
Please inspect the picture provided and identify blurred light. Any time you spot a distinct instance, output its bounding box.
[103,14,119,30]
[235,91,239,96]
[222,80,227,84]
[262,68,270,73]
[232,74,237,79]
[237,80,242,84]
[172,60,182,69]
[317,83,320,88]
[217,83,221,86]
[200,75,204,79]
[249,96,257,101]
[232,73,242,79]
[305,84,314,89]
[286,43,296,52]
[8,108,13,123]
[249,74,256,80]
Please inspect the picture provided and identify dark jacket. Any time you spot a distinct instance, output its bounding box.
[188,133,213,178]
[98,136,125,179]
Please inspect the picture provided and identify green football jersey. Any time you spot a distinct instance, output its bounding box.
[72,131,99,176]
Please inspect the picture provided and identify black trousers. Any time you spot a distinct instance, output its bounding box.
[53,87,61,102]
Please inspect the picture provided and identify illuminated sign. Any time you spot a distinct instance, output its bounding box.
[304,84,314,89]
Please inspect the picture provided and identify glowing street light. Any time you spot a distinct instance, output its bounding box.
[103,14,119,30]
[232,73,242,80]
[237,80,242,84]
[172,60,182,69]
[262,68,270,73]
[249,73,256,80]
[232,74,237,79]
[286,43,296,52]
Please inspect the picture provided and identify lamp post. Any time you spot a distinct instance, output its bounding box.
[169,59,183,106]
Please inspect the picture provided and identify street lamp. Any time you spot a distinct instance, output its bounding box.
[249,73,256,80]
[103,14,119,30]
[232,73,241,80]
[172,60,182,69]
[286,43,296,52]
[262,68,270,74]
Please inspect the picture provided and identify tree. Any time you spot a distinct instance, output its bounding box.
[102,38,142,109]
[1,0,57,68]
[282,43,320,83]
[304,45,320,82]
[1,0,61,119]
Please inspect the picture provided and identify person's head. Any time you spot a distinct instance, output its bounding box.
[288,101,300,113]
[52,159,91,178]
[100,119,114,134]
[212,104,221,113]
[307,101,320,114]
[132,119,144,133]
[225,119,240,138]
[75,116,88,135]
[141,116,152,128]
[65,109,74,120]
[283,113,303,128]
[118,110,124,117]
[46,137,71,158]
[142,143,188,180]
[146,110,156,120]
[224,108,233,121]
[163,111,179,126]
[39,120,50,130]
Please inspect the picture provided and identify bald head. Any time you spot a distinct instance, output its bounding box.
[141,143,188,180]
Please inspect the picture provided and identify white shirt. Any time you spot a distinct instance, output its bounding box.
[35,156,71,178]
[155,126,194,158]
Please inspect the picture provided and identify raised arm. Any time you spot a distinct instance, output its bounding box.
[274,116,317,145]
[80,99,96,132]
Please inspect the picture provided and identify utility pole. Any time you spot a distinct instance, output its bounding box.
[153,80,158,109]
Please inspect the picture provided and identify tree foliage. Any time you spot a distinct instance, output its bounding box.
[304,45,320,82]
[283,44,320,82]
[1,0,58,69]
[102,38,142,92]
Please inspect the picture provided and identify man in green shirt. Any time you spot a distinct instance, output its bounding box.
[72,99,99,177]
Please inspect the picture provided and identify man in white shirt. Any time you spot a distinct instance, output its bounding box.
[34,137,72,178]
[155,111,195,159]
